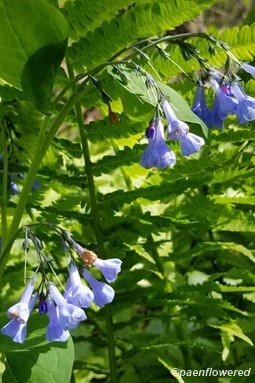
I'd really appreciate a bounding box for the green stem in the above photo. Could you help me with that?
[66,57,118,383]
[111,139,172,292]
[1,121,8,250]
[0,92,80,277]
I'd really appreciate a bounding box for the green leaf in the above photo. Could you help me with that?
[0,0,69,113]
[109,67,208,135]
[158,358,185,383]
[210,322,253,346]
[67,0,219,69]
[221,331,232,362]
[0,313,74,383]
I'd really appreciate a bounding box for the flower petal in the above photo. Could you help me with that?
[82,268,115,307]
[93,258,122,283]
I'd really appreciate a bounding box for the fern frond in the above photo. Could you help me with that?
[85,114,146,143]
[66,0,219,70]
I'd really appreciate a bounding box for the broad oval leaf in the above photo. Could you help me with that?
[0,0,69,113]
[0,313,74,383]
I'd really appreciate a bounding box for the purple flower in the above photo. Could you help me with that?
[162,99,189,139]
[1,293,38,343]
[10,181,20,195]
[241,63,255,76]
[210,78,238,119]
[231,83,255,124]
[38,293,48,314]
[93,258,122,283]
[46,299,70,342]
[145,125,156,139]
[192,86,211,126]
[140,119,176,169]
[64,261,94,308]
[48,283,86,330]
[31,180,42,192]
[82,268,115,307]
[180,133,205,156]
[6,275,36,324]
[209,97,225,130]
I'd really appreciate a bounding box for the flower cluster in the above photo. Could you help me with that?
[140,99,205,169]
[1,231,122,343]
[192,63,255,130]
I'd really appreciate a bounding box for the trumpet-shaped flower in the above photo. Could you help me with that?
[48,283,86,330]
[64,261,94,308]
[6,275,36,324]
[209,98,225,130]
[82,268,115,307]
[93,258,122,283]
[162,99,189,139]
[231,83,255,124]
[192,85,211,126]
[140,119,176,169]
[10,181,20,195]
[46,299,70,342]
[210,78,238,119]
[180,133,205,156]
[1,293,38,343]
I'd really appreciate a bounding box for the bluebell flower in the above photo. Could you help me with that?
[162,99,204,153]
[241,63,255,76]
[140,119,176,169]
[48,283,86,330]
[1,293,38,343]
[231,83,255,124]
[192,85,211,126]
[10,181,20,195]
[82,268,115,307]
[64,261,94,308]
[161,99,189,140]
[210,78,238,119]
[6,274,36,324]
[31,180,42,192]
[46,298,70,342]
[180,133,205,156]
[209,97,225,130]
[93,258,122,283]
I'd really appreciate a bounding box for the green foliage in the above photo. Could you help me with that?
[0,313,74,383]
[0,0,68,113]
[1,0,255,383]
[65,0,219,70]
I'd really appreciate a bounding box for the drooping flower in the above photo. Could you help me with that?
[6,274,36,324]
[210,78,238,119]
[10,181,20,195]
[162,99,205,154]
[162,99,189,139]
[31,180,42,192]
[180,132,205,156]
[241,63,255,77]
[82,268,115,307]
[64,261,94,308]
[231,83,255,124]
[140,119,176,169]
[192,85,211,126]
[46,298,70,342]
[48,282,86,330]
[93,258,122,283]
[209,97,225,130]
[1,293,38,343]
